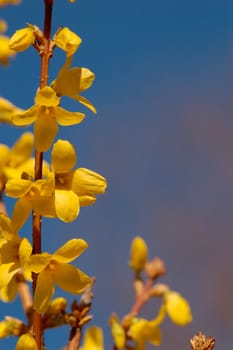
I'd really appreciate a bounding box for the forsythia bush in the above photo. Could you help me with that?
[0,1,194,349]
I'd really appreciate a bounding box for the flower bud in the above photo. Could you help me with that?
[164,290,192,326]
[9,27,35,52]
[46,297,67,315]
[145,257,166,280]
[16,334,38,350]
[53,27,82,56]
[129,236,148,272]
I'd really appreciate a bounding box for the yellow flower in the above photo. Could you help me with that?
[128,317,162,350]
[12,86,85,151]
[47,139,107,222]
[9,27,35,52]
[16,334,38,350]
[81,326,104,350]
[0,0,20,7]
[129,236,148,273]
[164,290,192,326]
[0,214,32,292]
[0,35,15,65]
[0,96,23,123]
[0,132,34,183]
[51,55,96,113]
[5,176,56,231]
[53,27,82,56]
[29,238,90,313]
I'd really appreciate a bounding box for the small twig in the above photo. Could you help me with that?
[15,272,33,325]
[190,332,216,350]
[67,327,81,350]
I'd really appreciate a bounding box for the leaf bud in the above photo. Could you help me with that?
[145,257,166,280]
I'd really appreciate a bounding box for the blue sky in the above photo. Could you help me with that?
[1,1,233,349]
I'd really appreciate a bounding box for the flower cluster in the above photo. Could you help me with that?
[0,1,193,350]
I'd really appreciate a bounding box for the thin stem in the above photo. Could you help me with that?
[129,278,154,316]
[32,0,54,348]
[67,327,82,350]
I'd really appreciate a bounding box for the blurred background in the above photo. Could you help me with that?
[1,0,233,349]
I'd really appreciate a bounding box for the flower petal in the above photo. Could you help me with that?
[53,263,90,294]
[72,168,107,194]
[0,275,18,302]
[34,270,54,314]
[32,196,56,218]
[34,108,58,151]
[11,197,32,232]
[29,253,51,273]
[55,106,85,126]
[16,334,38,350]
[0,97,20,124]
[9,132,33,166]
[164,291,192,326]
[12,105,37,126]
[0,263,18,289]
[72,95,96,114]
[53,27,82,56]
[35,86,60,107]
[54,67,94,96]
[53,239,88,263]
[82,327,104,350]
[51,139,76,172]
[145,322,161,346]
[55,189,80,222]
[5,179,32,198]
[19,238,32,265]
[0,144,10,171]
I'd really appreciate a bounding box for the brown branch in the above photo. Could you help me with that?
[15,272,33,325]
[67,327,82,350]
[32,1,54,349]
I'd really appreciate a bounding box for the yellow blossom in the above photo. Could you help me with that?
[51,55,96,113]
[16,334,38,350]
[164,290,192,326]
[29,238,90,313]
[47,139,107,222]
[0,132,34,183]
[9,27,36,52]
[0,214,32,292]
[5,176,56,231]
[128,317,162,350]
[53,27,82,56]
[81,326,104,350]
[129,236,148,273]
[0,97,23,123]
[0,35,15,65]
[12,86,85,151]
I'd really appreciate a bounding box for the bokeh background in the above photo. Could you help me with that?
[1,0,233,349]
